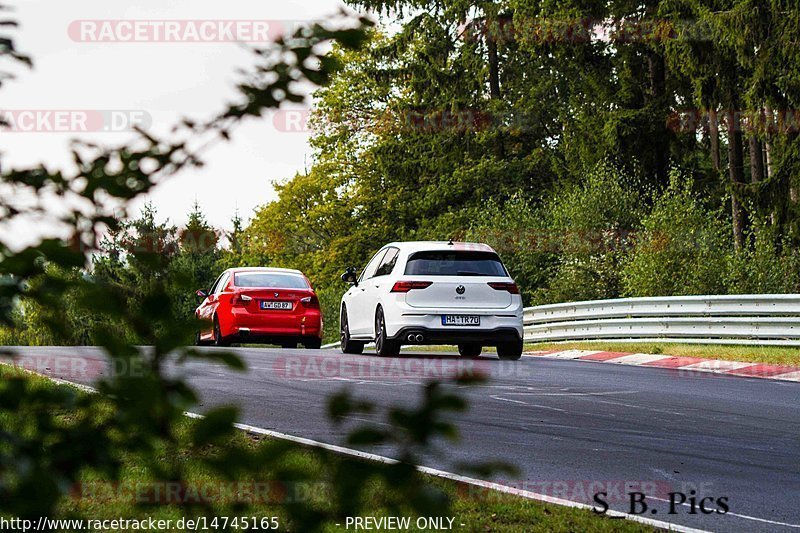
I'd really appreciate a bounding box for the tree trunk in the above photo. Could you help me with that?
[486,27,504,159]
[764,105,774,179]
[763,106,782,227]
[648,52,669,187]
[728,110,747,251]
[709,108,721,172]
[487,33,500,100]
[749,136,764,184]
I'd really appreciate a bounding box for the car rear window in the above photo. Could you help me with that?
[404,251,508,277]
[234,272,309,289]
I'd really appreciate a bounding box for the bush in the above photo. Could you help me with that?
[727,224,800,293]
[469,163,645,305]
[467,196,552,307]
[622,178,730,296]
[534,163,644,303]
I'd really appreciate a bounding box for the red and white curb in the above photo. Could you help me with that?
[523,350,800,382]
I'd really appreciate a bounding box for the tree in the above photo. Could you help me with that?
[169,202,221,320]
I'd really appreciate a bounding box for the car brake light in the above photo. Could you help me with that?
[391,281,433,293]
[488,282,519,294]
[300,295,320,308]
[232,293,253,306]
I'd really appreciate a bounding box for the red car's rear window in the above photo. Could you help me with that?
[234,272,309,289]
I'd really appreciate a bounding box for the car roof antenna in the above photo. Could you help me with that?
[447,238,454,245]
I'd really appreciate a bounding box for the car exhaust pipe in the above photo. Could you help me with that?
[407,334,416,342]
[415,334,424,343]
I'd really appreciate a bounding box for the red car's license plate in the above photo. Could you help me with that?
[261,301,292,310]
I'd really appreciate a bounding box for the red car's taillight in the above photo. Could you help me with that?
[391,281,433,293]
[300,295,320,309]
[232,293,253,306]
[488,282,520,294]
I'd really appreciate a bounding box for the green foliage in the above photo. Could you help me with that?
[467,195,550,307]
[727,225,800,294]
[169,202,222,321]
[533,163,644,304]
[622,177,730,296]
[216,211,268,270]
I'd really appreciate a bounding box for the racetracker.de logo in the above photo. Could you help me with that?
[68,20,294,43]
[271,355,532,380]
[459,480,713,504]
[0,110,151,132]
[71,481,328,505]
[272,355,493,380]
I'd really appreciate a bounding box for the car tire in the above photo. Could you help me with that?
[340,306,365,355]
[458,343,482,358]
[303,337,322,350]
[374,307,400,357]
[497,339,523,360]
[213,317,229,347]
[194,330,208,346]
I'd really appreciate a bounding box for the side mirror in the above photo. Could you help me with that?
[341,267,358,285]
[196,289,208,298]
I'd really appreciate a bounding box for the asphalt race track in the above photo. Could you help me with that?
[4,346,800,532]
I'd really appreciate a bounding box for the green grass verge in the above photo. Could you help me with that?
[0,364,651,532]
[525,342,800,366]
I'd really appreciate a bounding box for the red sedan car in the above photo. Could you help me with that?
[195,267,323,348]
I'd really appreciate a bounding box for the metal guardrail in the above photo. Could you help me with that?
[523,294,800,346]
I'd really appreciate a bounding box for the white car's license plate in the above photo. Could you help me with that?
[442,315,480,326]
[261,301,292,310]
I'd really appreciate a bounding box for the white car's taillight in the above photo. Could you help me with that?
[390,281,433,293]
[488,282,519,294]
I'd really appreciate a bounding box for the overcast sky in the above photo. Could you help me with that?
[1,0,354,245]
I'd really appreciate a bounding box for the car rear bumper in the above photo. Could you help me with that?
[225,309,323,339]
[383,303,523,339]
[234,329,319,344]
[388,326,522,346]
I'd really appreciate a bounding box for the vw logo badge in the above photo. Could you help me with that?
[456,285,466,295]
[274,292,280,298]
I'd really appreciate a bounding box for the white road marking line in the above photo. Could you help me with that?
[490,395,528,405]
[605,353,672,365]
[503,390,640,397]
[346,416,393,428]
[490,395,567,412]
[649,497,800,529]
[650,467,678,481]
[577,397,689,417]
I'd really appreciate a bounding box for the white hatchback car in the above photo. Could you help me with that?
[339,241,524,359]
